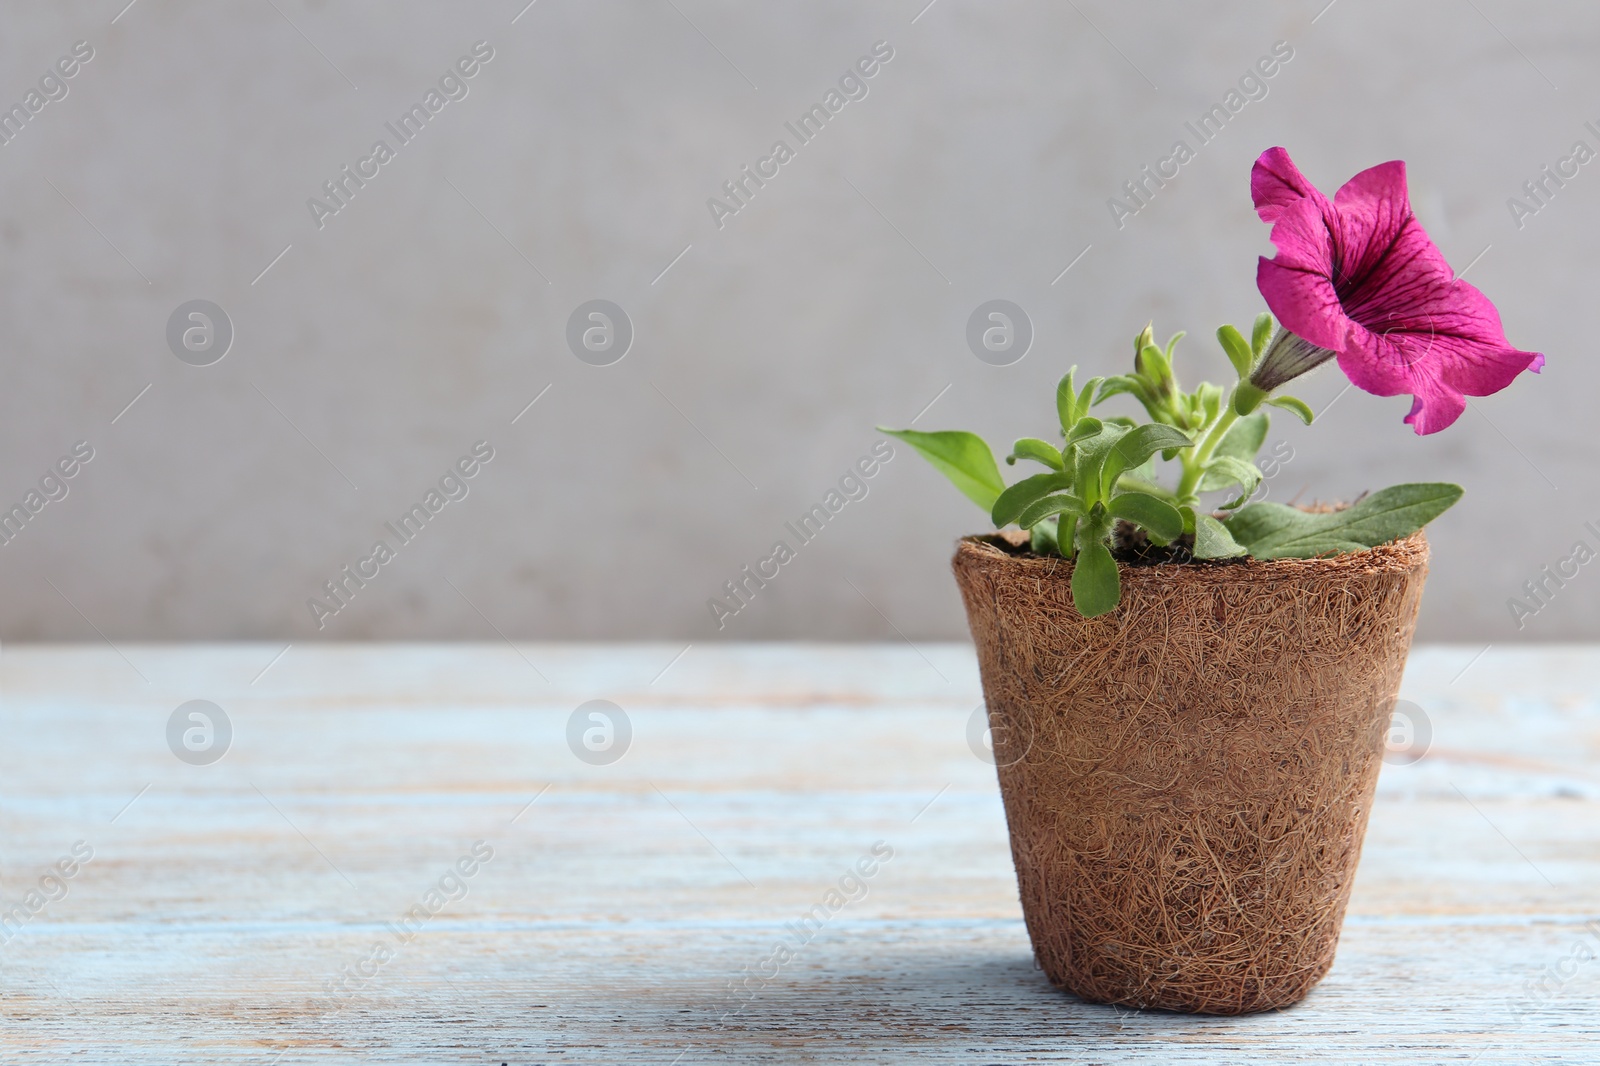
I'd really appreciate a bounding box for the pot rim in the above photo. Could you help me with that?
[956,528,1429,588]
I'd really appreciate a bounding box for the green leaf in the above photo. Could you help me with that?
[1099,423,1194,495]
[991,472,1076,527]
[1116,475,1176,501]
[1073,423,1129,505]
[1199,453,1262,492]
[1109,491,1184,544]
[878,427,1005,511]
[1198,455,1263,510]
[1217,324,1253,380]
[1063,417,1103,448]
[1070,536,1121,618]
[1007,438,1064,471]
[1076,377,1104,422]
[1192,511,1249,559]
[1164,330,1186,361]
[1251,313,1274,356]
[1029,517,1060,555]
[1016,492,1085,530]
[1266,395,1315,425]
[1058,513,1079,560]
[1125,455,1157,481]
[1055,368,1080,433]
[1225,483,1464,560]
[1092,375,1149,407]
[1212,411,1269,463]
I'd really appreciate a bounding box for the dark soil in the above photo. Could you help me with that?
[1110,520,1230,566]
[982,497,1369,568]
[983,521,1254,567]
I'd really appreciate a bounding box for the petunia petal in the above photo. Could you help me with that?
[1337,276,1544,435]
[1256,196,1347,350]
[1257,259,1348,352]
[1401,384,1467,436]
[1251,147,1333,224]
[1336,216,1455,330]
[1329,161,1433,292]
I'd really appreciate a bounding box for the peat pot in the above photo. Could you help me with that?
[952,529,1430,1015]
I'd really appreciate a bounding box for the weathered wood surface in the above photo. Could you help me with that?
[0,643,1596,1064]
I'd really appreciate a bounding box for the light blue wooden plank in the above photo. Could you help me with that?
[0,644,1595,1063]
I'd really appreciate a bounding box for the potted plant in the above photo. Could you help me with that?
[882,148,1542,1015]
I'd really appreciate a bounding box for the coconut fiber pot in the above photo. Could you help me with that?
[952,529,1430,1015]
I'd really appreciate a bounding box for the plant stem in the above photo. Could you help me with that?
[1175,397,1241,507]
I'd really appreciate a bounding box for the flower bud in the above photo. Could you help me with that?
[1132,323,1156,368]
[1139,344,1176,396]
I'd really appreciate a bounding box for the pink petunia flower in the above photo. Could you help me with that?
[1250,146,1542,434]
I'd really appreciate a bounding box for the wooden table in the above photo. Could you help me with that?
[1,643,1595,1063]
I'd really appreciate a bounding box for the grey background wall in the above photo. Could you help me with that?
[0,0,1592,642]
